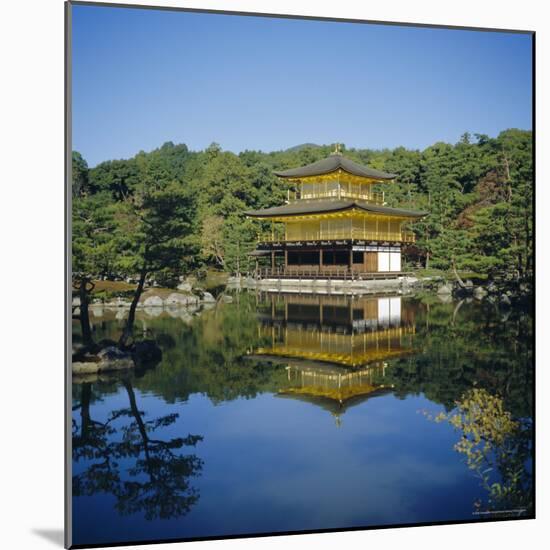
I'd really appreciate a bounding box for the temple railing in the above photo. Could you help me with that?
[254,267,412,280]
[258,229,416,243]
[288,189,385,204]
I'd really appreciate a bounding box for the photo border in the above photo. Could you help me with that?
[64,2,536,548]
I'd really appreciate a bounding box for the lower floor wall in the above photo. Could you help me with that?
[271,245,402,273]
[351,245,401,272]
[377,249,401,272]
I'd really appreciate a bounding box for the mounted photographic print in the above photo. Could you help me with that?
[66,1,535,548]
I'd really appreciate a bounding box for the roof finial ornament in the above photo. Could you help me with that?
[333,142,342,156]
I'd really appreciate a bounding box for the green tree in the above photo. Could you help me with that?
[72,151,90,198]
[72,167,118,346]
[116,180,196,347]
[200,214,226,268]
[89,158,140,200]
[73,130,532,282]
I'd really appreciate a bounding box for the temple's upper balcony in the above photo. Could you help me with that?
[257,226,416,244]
[287,181,385,205]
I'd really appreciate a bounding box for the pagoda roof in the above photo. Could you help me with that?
[274,153,397,180]
[277,386,392,410]
[245,199,428,219]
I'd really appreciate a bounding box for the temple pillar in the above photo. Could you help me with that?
[271,250,275,270]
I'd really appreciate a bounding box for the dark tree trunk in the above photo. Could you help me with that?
[123,379,153,476]
[118,268,147,349]
[80,383,92,439]
[451,258,467,289]
[124,380,148,443]
[72,382,92,450]
[76,278,94,347]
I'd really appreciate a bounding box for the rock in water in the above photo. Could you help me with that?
[200,291,216,303]
[115,309,127,320]
[473,287,488,300]
[437,283,453,295]
[97,346,135,371]
[72,361,102,375]
[72,346,135,374]
[143,306,162,318]
[165,293,197,306]
[143,295,164,307]
[132,340,162,369]
[487,281,498,294]
[177,281,192,292]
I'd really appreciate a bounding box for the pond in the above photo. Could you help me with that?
[71,291,533,547]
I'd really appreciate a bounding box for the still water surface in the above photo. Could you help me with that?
[72,291,533,546]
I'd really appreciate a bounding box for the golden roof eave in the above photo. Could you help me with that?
[254,347,414,368]
[282,169,391,186]
[259,208,413,223]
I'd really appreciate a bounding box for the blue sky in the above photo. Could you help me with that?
[72,4,533,166]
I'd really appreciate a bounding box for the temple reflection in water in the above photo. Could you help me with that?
[251,293,416,425]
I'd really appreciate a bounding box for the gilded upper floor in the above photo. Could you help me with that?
[245,151,428,243]
[274,151,396,204]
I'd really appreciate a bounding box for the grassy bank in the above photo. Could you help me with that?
[81,270,230,303]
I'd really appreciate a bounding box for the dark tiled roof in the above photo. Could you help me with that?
[274,154,397,180]
[245,199,428,218]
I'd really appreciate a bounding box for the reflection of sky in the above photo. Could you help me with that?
[73,387,481,545]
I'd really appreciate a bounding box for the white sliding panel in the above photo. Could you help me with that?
[378,251,390,272]
[377,297,390,327]
[389,297,402,325]
[389,250,401,272]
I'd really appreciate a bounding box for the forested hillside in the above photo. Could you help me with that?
[72,129,532,283]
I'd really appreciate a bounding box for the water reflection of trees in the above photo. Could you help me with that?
[428,388,532,516]
[72,377,203,520]
[74,292,533,517]
[81,294,287,403]
[80,293,532,420]
[384,297,533,419]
